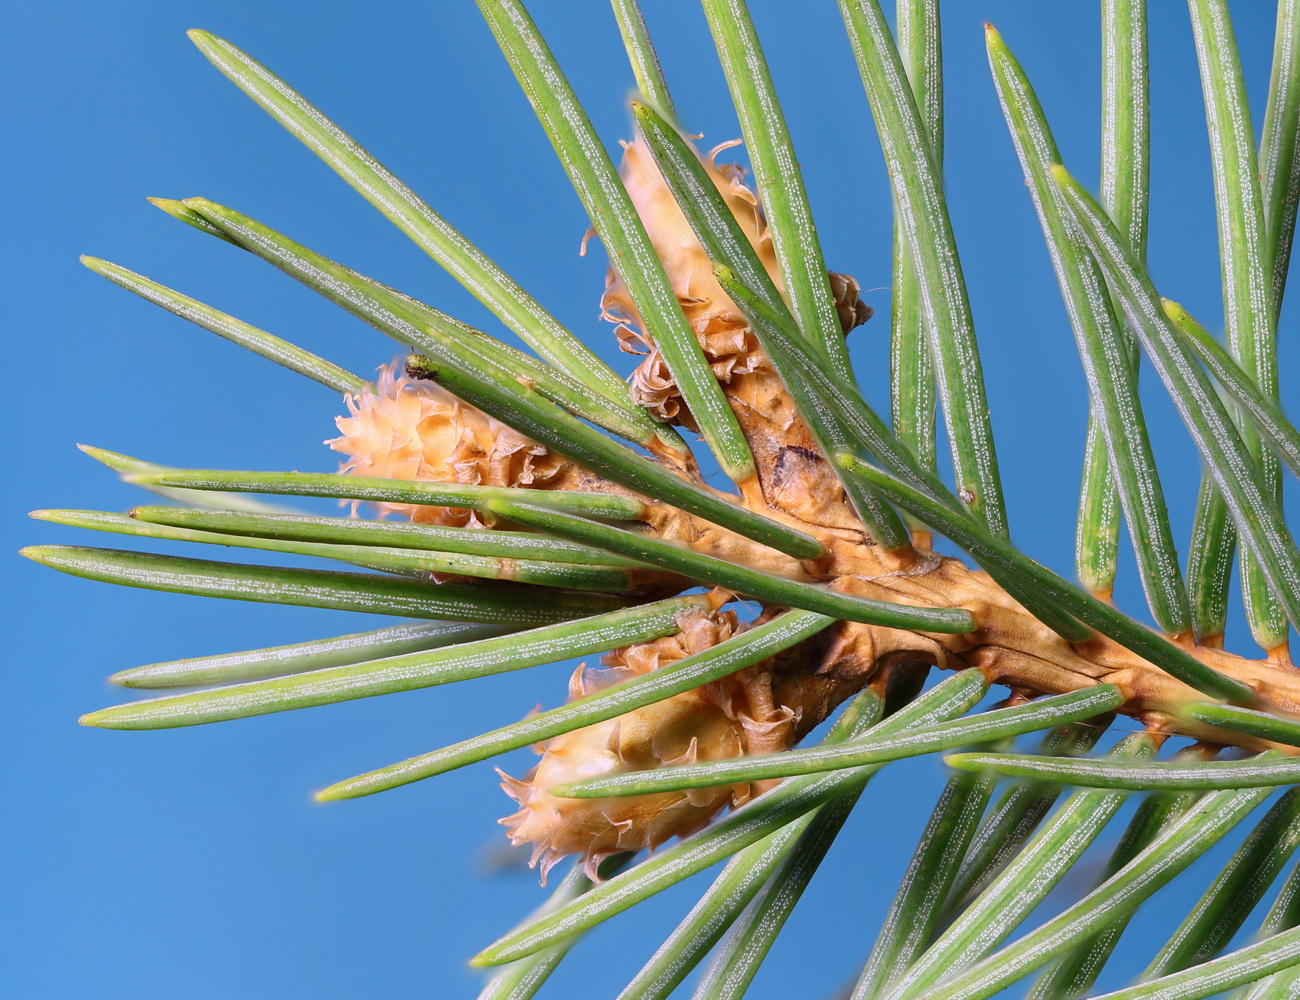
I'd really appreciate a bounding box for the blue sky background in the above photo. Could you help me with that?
[3,1,1295,997]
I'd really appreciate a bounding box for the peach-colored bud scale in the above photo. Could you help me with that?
[601,139,778,429]
[498,609,800,883]
[325,364,570,527]
[603,138,869,428]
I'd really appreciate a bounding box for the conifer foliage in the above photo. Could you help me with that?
[29,1,1300,996]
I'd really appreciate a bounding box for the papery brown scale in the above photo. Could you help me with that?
[828,270,874,333]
